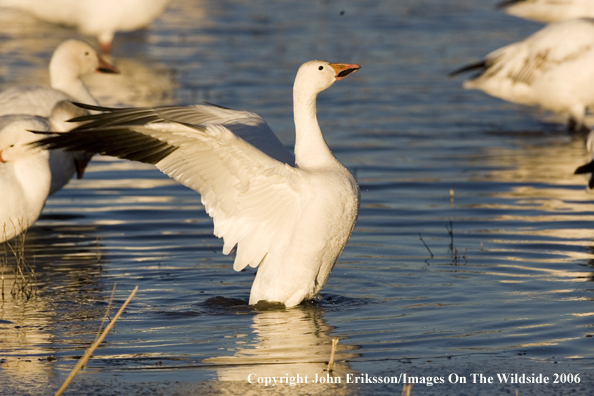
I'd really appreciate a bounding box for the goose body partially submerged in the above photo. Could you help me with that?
[35,60,361,307]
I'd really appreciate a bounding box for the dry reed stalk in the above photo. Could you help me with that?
[401,383,413,396]
[95,236,102,263]
[94,283,117,340]
[2,221,37,299]
[54,285,138,396]
[327,338,339,372]
[1,226,6,299]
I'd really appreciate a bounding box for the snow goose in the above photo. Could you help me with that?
[497,0,594,23]
[0,0,171,54]
[0,116,52,243]
[35,60,361,307]
[0,39,118,194]
[0,39,119,117]
[450,18,594,131]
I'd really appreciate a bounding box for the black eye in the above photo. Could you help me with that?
[10,144,14,148]
[318,66,323,70]
[85,51,89,56]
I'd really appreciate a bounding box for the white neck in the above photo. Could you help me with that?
[49,64,98,105]
[293,87,336,169]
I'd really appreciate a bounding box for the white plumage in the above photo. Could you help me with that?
[0,39,119,117]
[451,18,594,131]
[0,116,52,243]
[498,0,594,23]
[35,60,361,307]
[0,0,171,53]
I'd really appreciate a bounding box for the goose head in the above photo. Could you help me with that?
[292,60,360,168]
[293,60,360,98]
[49,39,119,85]
[0,116,50,164]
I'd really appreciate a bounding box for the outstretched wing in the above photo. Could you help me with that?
[35,104,307,271]
[69,103,296,165]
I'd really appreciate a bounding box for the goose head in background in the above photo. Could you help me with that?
[49,39,119,107]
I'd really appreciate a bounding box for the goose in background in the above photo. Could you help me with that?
[498,0,594,23]
[0,0,171,54]
[35,60,361,307]
[0,116,52,243]
[0,39,118,194]
[0,39,119,117]
[450,18,594,132]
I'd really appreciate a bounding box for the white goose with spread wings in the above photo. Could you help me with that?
[36,60,361,307]
[450,18,594,131]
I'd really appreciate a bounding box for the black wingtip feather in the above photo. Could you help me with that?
[203,101,232,110]
[575,161,594,175]
[33,104,196,166]
[68,102,138,123]
[448,60,487,78]
[28,130,57,136]
[495,0,523,10]
[34,127,179,165]
[71,102,119,112]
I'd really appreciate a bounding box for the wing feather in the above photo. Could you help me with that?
[471,19,594,86]
[71,102,296,165]
[34,104,306,271]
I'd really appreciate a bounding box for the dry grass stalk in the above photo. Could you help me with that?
[54,285,138,396]
[401,383,413,396]
[95,236,102,263]
[2,220,37,299]
[94,283,117,341]
[1,226,6,299]
[327,338,339,372]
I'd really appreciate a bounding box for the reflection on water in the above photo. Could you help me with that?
[205,304,359,384]
[0,224,105,394]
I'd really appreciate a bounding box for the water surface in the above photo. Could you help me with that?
[1,0,593,394]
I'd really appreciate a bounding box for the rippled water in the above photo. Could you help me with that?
[1,0,594,394]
